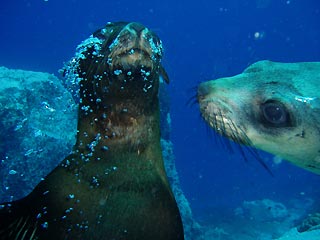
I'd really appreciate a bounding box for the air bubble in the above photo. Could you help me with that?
[101,146,109,151]
[9,170,17,175]
[41,222,49,229]
[68,194,75,199]
[114,69,122,75]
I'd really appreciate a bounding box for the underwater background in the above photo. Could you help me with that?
[1,0,320,239]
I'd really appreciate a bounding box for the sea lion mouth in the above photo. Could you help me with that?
[108,44,156,73]
[112,48,152,68]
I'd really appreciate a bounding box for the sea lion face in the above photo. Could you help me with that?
[64,22,163,109]
[99,22,163,99]
[63,22,165,150]
[198,60,320,174]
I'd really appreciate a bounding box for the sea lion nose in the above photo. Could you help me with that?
[198,82,212,101]
[128,22,146,34]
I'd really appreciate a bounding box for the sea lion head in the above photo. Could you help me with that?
[198,60,320,174]
[63,22,167,152]
[64,22,164,112]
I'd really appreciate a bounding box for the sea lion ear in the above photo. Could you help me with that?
[160,65,170,84]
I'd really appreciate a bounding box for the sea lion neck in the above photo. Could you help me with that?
[75,97,160,155]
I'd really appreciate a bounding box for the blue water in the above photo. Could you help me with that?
[1,0,320,238]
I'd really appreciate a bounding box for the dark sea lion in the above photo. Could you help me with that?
[198,60,320,175]
[0,22,184,240]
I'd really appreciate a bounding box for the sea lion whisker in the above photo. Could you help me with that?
[212,113,233,153]
[186,94,198,107]
[244,144,274,176]
[235,140,250,163]
[226,120,273,175]
[217,110,235,153]
[13,217,24,231]
[225,119,239,143]
[236,125,264,158]
[20,228,29,240]
[29,225,38,240]
[217,110,228,135]
[1,217,20,237]
[225,120,249,161]
[187,85,199,93]
[14,216,29,240]
[236,125,273,176]
[228,121,248,146]
[203,118,218,146]
[199,112,220,148]
[234,130,255,164]
[230,121,257,155]
[221,134,235,154]
[207,113,225,150]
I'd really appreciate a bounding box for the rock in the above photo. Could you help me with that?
[241,199,289,221]
[161,139,203,240]
[297,212,320,232]
[275,228,320,240]
[0,66,77,202]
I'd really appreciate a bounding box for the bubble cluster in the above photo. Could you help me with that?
[61,35,103,102]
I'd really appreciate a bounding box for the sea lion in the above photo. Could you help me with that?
[198,60,320,175]
[0,22,184,239]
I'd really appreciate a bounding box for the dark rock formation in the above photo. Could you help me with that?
[0,66,77,202]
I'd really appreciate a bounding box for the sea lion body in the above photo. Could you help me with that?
[198,60,320,175]
[0,22,184,239]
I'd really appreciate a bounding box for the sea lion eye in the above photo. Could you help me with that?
[261,100,290,127]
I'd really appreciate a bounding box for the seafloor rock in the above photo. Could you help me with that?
[275,228,320,240]
[297,212,320,232]
[241,198,289,221]
[229,198,315,239]
[0,66,78,202]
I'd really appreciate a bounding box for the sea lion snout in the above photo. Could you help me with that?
[126,22,146,34]
[63,22,164,109]
[197,82,210,101]
[107,22,163,73]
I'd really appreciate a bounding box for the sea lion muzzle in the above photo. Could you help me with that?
[75,22,162,105]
